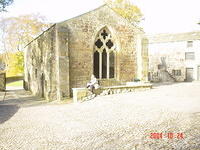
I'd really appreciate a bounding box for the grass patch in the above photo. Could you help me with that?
[6,80,23,87]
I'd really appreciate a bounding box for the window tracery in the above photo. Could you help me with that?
[93,27,116,79]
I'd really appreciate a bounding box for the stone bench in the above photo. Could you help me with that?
[72,82,152,103]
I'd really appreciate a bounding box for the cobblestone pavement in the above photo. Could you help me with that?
[0,82,200,150]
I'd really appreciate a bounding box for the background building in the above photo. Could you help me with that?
[148,31,200,82]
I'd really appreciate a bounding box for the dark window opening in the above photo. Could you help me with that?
[95,39,103,48]
[102,49,107,78]
[185,52,195,60]
[172,70,181,76]
[106,39,114,49]
[187,41,193,47]
[101,30,108,39]
[93,51,99,78]
[109,51,115,78]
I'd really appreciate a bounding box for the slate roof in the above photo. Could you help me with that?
[148,31,200,44]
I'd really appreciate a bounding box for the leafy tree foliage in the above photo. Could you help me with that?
[0,14,49,52]
[0,51,24,76]
[105,0,143,24]
[0,0,13,11]
[0,14,50,76]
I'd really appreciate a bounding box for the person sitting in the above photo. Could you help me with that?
[87,75,99,93]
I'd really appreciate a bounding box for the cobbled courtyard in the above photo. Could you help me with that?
[0,82,200,150]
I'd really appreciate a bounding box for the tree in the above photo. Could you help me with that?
[0,14,50,76]
[0,0,13,12]
[105,0,143,24]
[0,51,23,76]
[0,14,49,52]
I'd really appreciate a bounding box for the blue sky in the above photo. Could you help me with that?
[1,0,200,34]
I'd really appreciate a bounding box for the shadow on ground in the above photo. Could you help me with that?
[0,89,48,108]
[6,76,23,84]
[0,97,48,108]
[0,88,49,124]
[0,105,19,124]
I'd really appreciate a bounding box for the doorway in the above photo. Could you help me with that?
[186,68,194,82]
[198,66,200,81]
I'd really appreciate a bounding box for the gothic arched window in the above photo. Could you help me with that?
[93,27,116,79]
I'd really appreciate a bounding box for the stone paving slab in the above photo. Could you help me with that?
[0,82,200,150]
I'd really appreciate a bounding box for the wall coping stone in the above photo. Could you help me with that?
[72,83,152,103]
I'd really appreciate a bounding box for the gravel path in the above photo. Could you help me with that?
[0,82,200,150]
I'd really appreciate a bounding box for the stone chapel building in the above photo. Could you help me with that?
[24,5,148,101]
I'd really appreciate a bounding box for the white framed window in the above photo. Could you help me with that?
[172,70,181,76]
[185,52,195,60]
[187,41,193,48]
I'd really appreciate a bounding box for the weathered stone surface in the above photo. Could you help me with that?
[24,5,148,101]
[24,25,58,101]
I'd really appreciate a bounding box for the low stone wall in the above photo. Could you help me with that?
[0,73,6,91]
[72,83,152,102]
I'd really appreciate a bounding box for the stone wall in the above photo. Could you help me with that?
[24,25,58,101]
[59,5,145,93]
[55,25,70,99]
